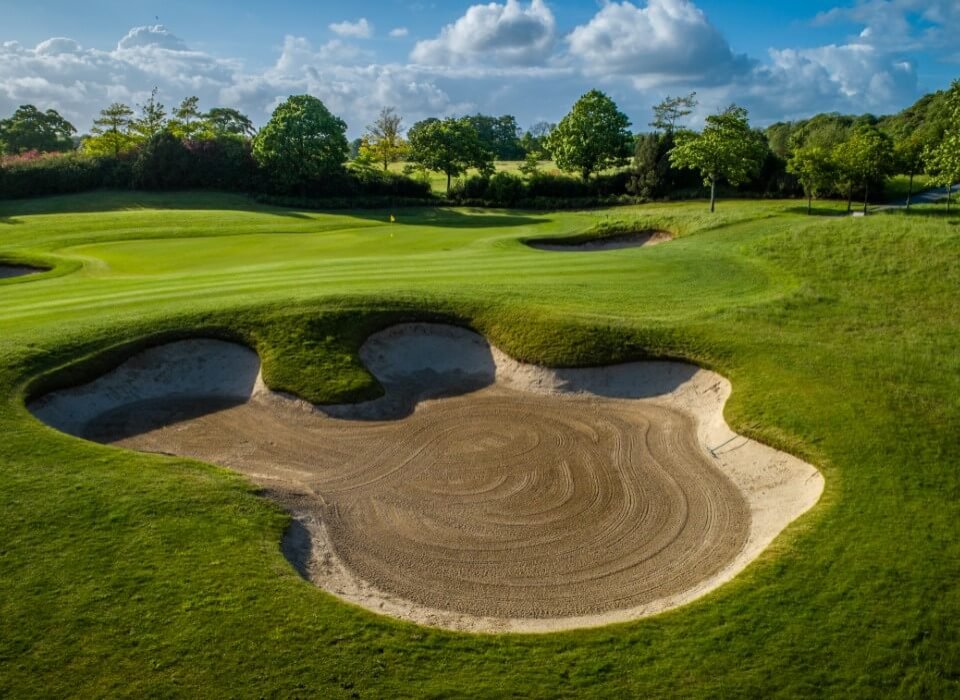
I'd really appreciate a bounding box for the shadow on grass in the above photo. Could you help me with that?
[783,206,849,217]
[0,190,313,220]
[347,207,548,229]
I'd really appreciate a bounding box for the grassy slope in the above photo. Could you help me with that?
[0,192,958,698]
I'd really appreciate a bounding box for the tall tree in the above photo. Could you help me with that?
[86,103,135,157]
[650,92,697,133]
[168,96,205,139]
[922,79,960,213]
[252,95,349,192]
[204,107,256,138]
[464,114,524,160]
[833,124,895,214]
[0,105,76,155]
[519,121,554,159]
[787,146,836,214]
[669,105,768,213]
[131,88,168,141]
[407,118,493,193]
[546,90,632,181]
[364,107,407,170]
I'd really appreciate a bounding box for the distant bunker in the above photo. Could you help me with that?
[30,324,822,633]
[525,229,672,251]
[0,264,44,279]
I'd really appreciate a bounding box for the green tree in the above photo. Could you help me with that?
[519,121,554,159]
[787,146,836,214]
[204,107,256,138]
[833,124,895,214]
[168,96,206,140]
[407,117,493,193]
[84,103,135,157]
[669,105,768,213]
[650,92,697,133]
[364,107,407,170]
[465,114,524,160]
[252,95,348,192]
[130,88,168,141]
[0,105,76,155]
[547,90,632,181]
[922,79,960,213]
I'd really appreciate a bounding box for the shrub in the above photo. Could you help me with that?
[132,131,195,190]
[0,152,108,199]
[486,172,525,206]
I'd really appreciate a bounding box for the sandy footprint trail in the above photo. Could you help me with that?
[31,324,823,632]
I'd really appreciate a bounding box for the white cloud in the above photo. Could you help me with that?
[411,0,556,67]
[566,0,751,88]
[116,25,188,52]
[389,27,409,38]
[812,1,960,51]
[328,18,373,39]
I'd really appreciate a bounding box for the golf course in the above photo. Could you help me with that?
[1,191,958,696]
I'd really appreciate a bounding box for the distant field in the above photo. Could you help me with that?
[1,192,958,696]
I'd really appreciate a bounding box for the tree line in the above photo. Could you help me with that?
[1,79,958,211]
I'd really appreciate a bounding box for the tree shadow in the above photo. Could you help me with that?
[345,207,548,229]
[0,190,312,220]
[783,206,849,217]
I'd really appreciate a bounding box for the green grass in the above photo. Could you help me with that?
[1,191,958,697]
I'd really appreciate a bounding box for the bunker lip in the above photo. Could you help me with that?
[524,229,672,251]
[0,263,45,279]
[29,324,823,634]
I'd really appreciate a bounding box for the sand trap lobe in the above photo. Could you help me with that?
[30,325,822,632]
[525,230,672,251]
[0,264,43,279]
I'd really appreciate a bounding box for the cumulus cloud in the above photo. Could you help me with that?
[116,25,188,52]
[389,27,410,38]
[566,0,751,88]
[812,0,960,51]
[329,18,373,39]
[411,0,556,67]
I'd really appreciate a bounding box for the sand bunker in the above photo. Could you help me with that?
[525,230,672,251]
[30,324,822,632]
[0,264,42,279]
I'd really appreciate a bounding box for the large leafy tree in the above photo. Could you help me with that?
[84,103,135,157]
[787,146,836,214]
[923,79,960,213]
[519,121,554,159]
[547,90,632,181]
[407,117,493,193]
[669,105,768,212]
[464,114,524,160]
[252,95,349,192]
[833,124,895,214]
[0,105,76,155]
[364,107,407,170]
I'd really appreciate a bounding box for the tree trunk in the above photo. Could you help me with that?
[847,187,853,213]
[710,178,716,213]
[863,181,869,215]
[446,171,451,194]
[906,170,914,211]
[807,192,812,215]
[948,184,953,213]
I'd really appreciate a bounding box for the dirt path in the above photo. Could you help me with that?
[31,325,823,632]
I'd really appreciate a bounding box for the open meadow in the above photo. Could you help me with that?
[1,192,958,696]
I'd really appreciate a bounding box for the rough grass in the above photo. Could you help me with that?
[1,191,958,697]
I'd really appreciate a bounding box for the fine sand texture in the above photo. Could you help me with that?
[30,324,823,633]
[525,230,672,251]
[0,264,42,279]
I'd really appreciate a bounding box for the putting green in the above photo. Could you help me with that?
[1,191,957,697]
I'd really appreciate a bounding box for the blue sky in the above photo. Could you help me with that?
[2,1,957,136]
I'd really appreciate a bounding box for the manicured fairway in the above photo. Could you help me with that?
[1,192,958,697]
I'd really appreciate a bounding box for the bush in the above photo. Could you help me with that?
[0,152,113,199]
[132,131,195,190]
[526,172,592,198]
[487,172,525,206]
[186,137,258,191]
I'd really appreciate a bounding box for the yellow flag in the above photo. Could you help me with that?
[389,214,396,223]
